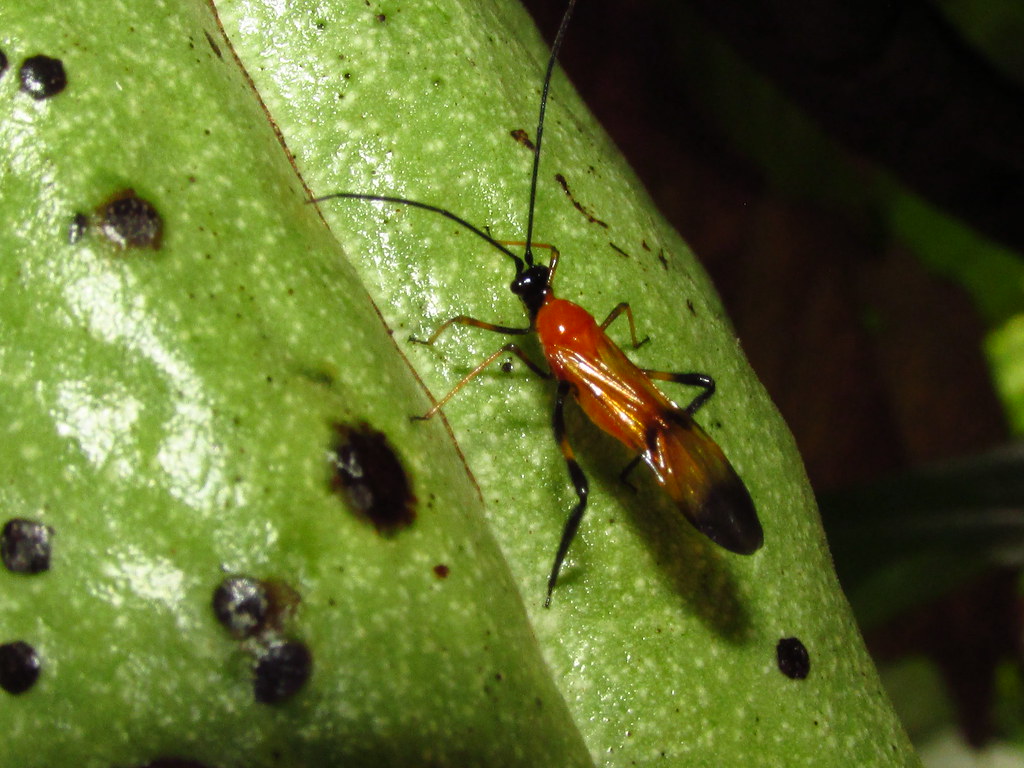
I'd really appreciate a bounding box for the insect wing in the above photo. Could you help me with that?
[645,413,763,555]
[551,334,666,452]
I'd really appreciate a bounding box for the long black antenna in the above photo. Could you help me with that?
[523,0,577,267]
[310,192,525,273]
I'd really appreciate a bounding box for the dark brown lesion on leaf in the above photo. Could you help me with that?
[95,189,163,250]
[554,173,608,228]
[210,575,310,705]
[608,242,630,259]
[510,128,535,151]
[328,422,417,534]
[212,576,300,640]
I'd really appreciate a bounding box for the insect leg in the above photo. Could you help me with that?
[546,380,589,608]
[642,370,716,415]
[411,315,529,346]
[600,303,714,413]
[414,343,549,421]
[599,302,649,349]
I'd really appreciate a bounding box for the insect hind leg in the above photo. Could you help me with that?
[643,370,716,415]
[546,380,588,608]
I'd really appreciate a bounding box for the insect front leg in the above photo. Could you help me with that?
[413,343,549,421]
[643,370,716,415]
[546,380,589,608]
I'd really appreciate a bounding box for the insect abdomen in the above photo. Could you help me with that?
[647,416,763,555]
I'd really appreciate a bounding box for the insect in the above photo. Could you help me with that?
[313,0,763,606]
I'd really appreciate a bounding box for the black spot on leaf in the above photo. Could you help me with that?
[329,422,416,533]
[97,189,163,249]
[212,577,270,639]
[776,636,810,679]
[1,518,53,574]
[212,576,300,640]
[0,641,41,694]
[253,640,312,704]
[19,54,66,99]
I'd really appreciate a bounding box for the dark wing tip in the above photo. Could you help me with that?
[689,475,764,555]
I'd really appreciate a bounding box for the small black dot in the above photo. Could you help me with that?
[0,641,41,694]
[1,518,53,574]
[19,55,67,100]
[212,576,270,639]
[253,640,312,704]
[0,49,8,78]
[776,636,810,679]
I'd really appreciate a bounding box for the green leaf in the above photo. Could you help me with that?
[0,0,919,765]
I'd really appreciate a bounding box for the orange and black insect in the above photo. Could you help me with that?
[313,0,763,606]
